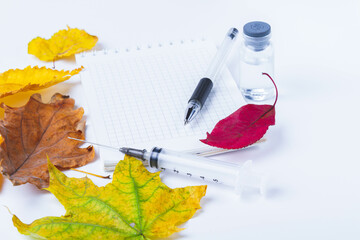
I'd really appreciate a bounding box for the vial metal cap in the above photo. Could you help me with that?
[243,21,271,38]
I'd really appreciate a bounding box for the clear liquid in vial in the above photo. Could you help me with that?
[239,61,275,102]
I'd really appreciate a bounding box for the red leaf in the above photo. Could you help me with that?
[200,73,277,149]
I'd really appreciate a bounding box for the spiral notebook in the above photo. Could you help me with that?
[76,40,245,171]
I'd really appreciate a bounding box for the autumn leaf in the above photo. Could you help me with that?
[0,66,83,99]
[0,135,3,192]
[0,93,94,189]
[28,26,98,61]
[12,156,207,239]
[201,73,277,149]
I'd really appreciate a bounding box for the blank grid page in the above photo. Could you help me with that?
[77,40,244,159]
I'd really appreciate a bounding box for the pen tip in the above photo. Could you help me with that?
[184,120,188,126]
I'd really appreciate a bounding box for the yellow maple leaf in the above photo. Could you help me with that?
[0,66,83,99]
[28,26,98,61]
[12,156,207,239]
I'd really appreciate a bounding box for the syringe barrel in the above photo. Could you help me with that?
[148,148,265,194]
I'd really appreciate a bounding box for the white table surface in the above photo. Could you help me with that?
[1,0,360,239]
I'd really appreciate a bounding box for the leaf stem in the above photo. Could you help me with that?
[248,73,278,126]
[70,168,111,179]
[262,72,278,107]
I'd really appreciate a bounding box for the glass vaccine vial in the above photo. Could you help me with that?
[239,21,275,102]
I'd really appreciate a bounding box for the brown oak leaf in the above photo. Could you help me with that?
[0,93,94,189]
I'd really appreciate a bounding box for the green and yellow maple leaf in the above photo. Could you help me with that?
[12,156,207,239]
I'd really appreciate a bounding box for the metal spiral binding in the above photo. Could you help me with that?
[79,38,206,57]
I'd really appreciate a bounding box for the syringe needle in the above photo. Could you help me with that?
[68,137,120,151]
[68,137,148,161]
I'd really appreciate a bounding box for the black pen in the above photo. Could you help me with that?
[184,28,239,125]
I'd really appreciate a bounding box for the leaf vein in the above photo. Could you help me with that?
[11,102,63,175]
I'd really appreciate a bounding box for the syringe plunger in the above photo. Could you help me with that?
[235,160,266,195]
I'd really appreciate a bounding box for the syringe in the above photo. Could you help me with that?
[69,137,266,195]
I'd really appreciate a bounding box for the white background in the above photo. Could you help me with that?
[1,0,360,239]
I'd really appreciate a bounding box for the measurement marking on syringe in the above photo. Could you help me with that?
[187,173,192,177]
